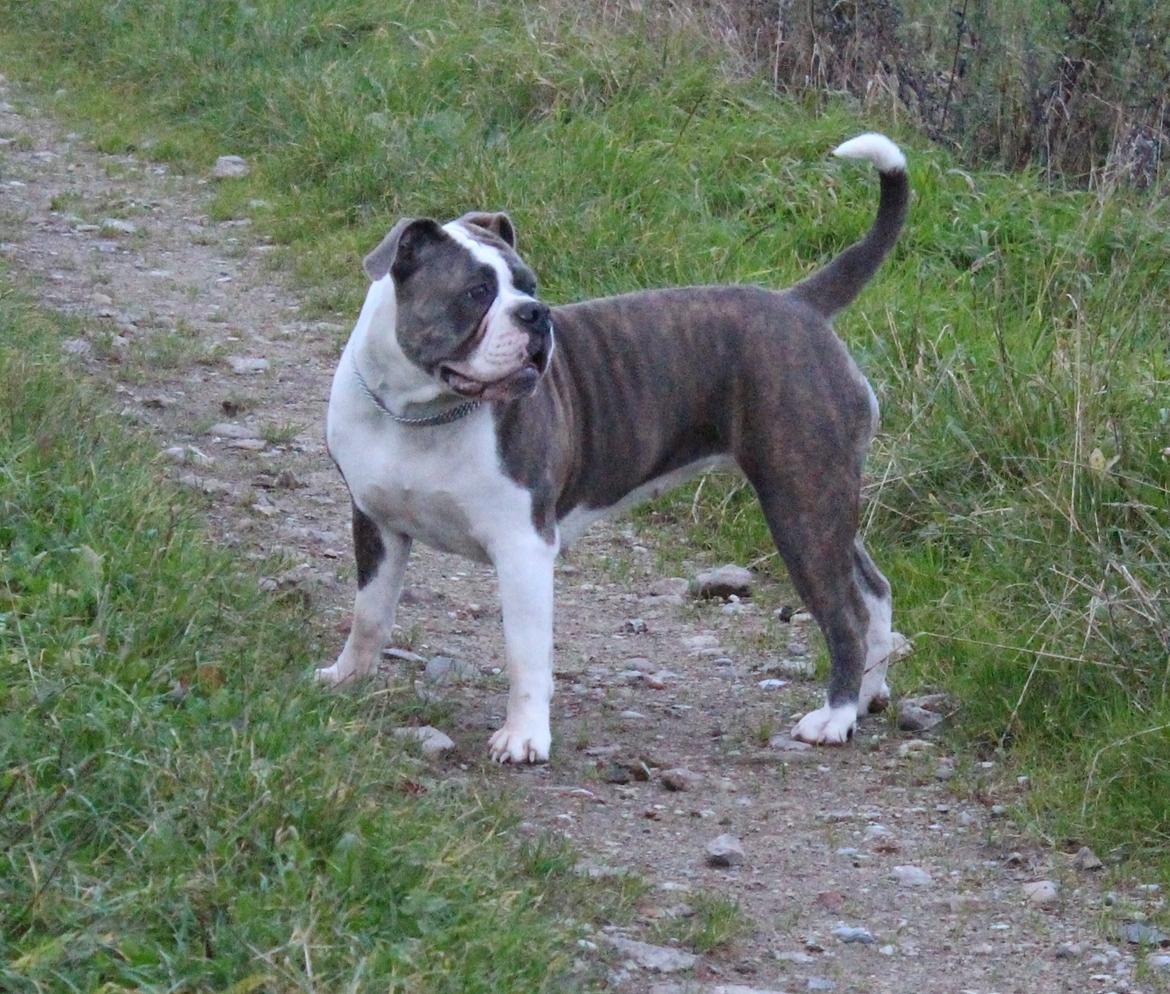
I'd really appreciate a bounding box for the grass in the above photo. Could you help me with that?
[0,289,623,989]
[0,0,1167,912]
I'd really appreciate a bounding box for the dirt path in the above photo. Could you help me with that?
[2,74,1166,994]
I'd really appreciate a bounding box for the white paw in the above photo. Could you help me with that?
[488,719,551,764]
[314,661,357,686]
[792,703,858,745]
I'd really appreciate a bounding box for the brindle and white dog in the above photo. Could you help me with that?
[320,133,908,764]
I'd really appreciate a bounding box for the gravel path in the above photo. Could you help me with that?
[2,73,1166,994]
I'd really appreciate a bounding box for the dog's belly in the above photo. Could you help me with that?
[558,455,736,546]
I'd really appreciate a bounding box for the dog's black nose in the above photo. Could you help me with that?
[514,300,550,328]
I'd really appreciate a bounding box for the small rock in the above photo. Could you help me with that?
[682,633,721,653]
[623,617,648,634]
[1119,922,1170,945]
[601,934,698,974]
[774,950,815,965]
[575,861,632,879]
[424,654,478,683]
[274,469,305,489]
[897,739,936,757]
[392,725,454,756]
[644,671,671,690]
[1054,942,1083,960]
[768,735,812,753]
[207,421,260,439]
[897,702,943,733]
[661,768,702,792]
[1147,952,1170,972]
[226,355,269,374]
[863,824,900,853]
[61,337,92,358]
[757,678,788,690]
[1022,880,1060,907]
[647,577,689,598]
[382,647,426,665]
[891,865,933,887]
[1073,846,1104,871]
[100,217,137,235]
[807,980,835,992]
[760,657,816,679]
[162,445,214,467]
[212,154,250,179]
[690,564,754,600]
[831,924,876,945]
[706,833,745,867]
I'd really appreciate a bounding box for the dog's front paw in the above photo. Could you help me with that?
[792,703,858,745]
[488,719,551,764]
[314,661,356,687]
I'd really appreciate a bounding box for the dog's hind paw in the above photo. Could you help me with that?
[488,721,551,764]
[792,703,858,745]
[314,662,356,687]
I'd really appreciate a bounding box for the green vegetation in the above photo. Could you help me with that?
[0,0,1167,937]
[0,290,610,989]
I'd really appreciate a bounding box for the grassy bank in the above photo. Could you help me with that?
[0,0,1167,885]
[0,289,607,988]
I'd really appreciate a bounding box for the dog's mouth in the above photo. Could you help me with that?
[439,340,549,404]
[439,360,543,403]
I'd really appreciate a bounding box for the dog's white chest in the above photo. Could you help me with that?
[328,393,538,563]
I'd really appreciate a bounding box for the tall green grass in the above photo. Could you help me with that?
[0,292,601,989]
[0,0,1167,877]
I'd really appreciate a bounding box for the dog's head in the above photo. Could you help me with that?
[362,212,552,404]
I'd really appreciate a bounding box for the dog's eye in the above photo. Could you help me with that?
[467,282,493,303]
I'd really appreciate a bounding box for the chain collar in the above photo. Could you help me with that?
[352,356,481,427]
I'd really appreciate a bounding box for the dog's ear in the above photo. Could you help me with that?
[363,218,447,282]
[457,211,516,249]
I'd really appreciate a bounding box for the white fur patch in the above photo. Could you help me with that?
[792,702,858,745]
[834,133,906,174]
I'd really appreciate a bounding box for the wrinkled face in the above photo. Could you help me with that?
[363,213,553,404]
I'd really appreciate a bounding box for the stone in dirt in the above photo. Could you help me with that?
[661,767,702,792]
[1072,845,1104,871]
[212,154,250,179]
[601,934,698,973]
[1118,922,1170,945]
[650,986,792,994]
[768,735,812,753]
[226,355,269,374]
[890,865,933,887]
[1022,880,1060,907]
[100,217,138,235]
[705,833,745,867]
[831,923,876,945]
[897,701,944,733]
[1147,952,1170,971]
[382,646,426,665]
[424,654,479,684]
[207,421,261,439]
[392,725,455,757]
[690,564,754,600]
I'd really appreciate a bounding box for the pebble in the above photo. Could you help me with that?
[61,337,93,357]
[1119,922,1170,945]
[682,634,721,653]
[774,950,815,964]
[162,445,214,467]
[100,217,137,235]
[382,647,426,665]
[1148,953,1170,972]
[647,577,689,598]
[760,657,815,678]
[661,768,702,792]
[601,934,697,973]
[212,154,250,179]
[768,735,812,753]
[1073,846,1104,871]
[705,833,745,867]
[207,421,260,439]
[897,702,943,733]
[392,725,454,756]
[690,564,754,600]
[831,923,876,945]
[1022,880,1060,907]
[424,654,478,683]
[757,678,788,690]
[807,980,835,992]
[891,865,933,887]
[623,617,648,634]
[226,355,269,374]
[897,739,936,757]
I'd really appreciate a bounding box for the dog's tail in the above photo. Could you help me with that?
[790,133,908,319]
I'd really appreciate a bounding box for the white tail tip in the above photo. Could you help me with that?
[833,133,906,174]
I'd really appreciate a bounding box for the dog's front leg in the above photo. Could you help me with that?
[317,502,412,685]
[488,538,555,764]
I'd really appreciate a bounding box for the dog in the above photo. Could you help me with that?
[320,133,908,764]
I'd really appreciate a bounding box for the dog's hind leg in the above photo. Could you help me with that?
[317,502,412,685]
[854,536,893,714]
[741,455,870,744]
